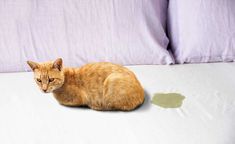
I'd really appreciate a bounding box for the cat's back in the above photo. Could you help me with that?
[62,62,132,84]
[63,62,138,90]
[79,62,131,79]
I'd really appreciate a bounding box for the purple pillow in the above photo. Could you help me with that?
[168,0,235,63]
[0,0,173,72]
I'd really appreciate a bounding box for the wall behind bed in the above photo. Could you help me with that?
[0,0,174,72]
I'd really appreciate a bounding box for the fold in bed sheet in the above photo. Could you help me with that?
[0,63,235,144]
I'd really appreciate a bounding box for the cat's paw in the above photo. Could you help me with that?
[90,106,105,111]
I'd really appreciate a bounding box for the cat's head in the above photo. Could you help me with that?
[27,58,65,93]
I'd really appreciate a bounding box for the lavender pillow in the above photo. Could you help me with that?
[0,0,173,72]
[168,0,235,63]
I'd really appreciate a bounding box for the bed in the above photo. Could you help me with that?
[1,0,235,143]
[1,62,235,144]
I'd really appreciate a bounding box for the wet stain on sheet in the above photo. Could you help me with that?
[152,93,185,108]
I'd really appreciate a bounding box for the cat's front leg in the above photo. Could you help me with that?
[53,93,83,107]
[89,105,104,111]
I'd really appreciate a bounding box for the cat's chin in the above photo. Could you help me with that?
[41,90,50,93]
[41,89,53,93]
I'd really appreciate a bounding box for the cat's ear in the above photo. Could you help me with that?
[27,61,40,71]
[53,58,63,71]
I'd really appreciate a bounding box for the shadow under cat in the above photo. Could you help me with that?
[61,90,151,112]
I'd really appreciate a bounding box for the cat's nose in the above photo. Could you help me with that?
[42,89,47,93]
[42,84,48,92]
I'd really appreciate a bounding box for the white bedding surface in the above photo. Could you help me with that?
[0,63,235,144]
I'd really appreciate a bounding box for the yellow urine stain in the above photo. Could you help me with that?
[152,93,185,108]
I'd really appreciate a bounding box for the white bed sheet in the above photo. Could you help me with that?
[0,63,235,144]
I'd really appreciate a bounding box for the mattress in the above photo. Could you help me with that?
[0,63,235,144]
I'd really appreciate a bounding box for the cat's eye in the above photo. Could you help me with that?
[36,78,41,82]
[49,78,54,82]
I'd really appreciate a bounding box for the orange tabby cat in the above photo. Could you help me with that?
[27,58,144,111]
